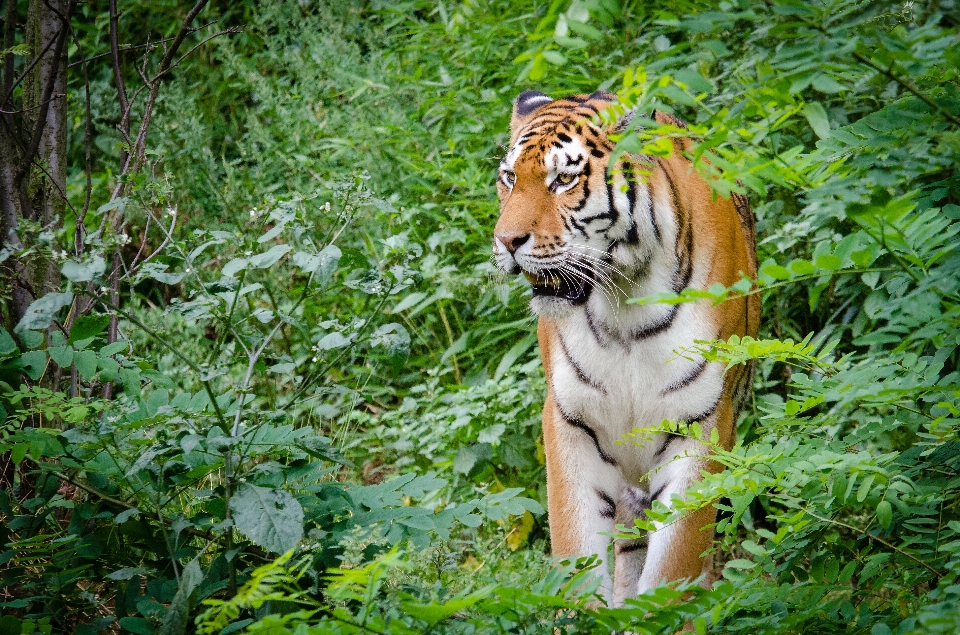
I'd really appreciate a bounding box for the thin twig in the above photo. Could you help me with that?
[49,470,136,509]
[95,298,230,432]
[69,20,93,247]
[852,51,960,128]
[796,504,942,579]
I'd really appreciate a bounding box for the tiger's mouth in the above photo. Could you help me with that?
[522,267,592,305]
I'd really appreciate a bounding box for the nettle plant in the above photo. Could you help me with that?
[0,177,542,634]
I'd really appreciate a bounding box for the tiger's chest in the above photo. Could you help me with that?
[546,296,724,483]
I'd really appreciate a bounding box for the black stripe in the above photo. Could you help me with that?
[651,483,669,502]
[647,194,661,243]
[584,304,608,348]
[654,434,680,457]
[662,359,708,394]
[631,304,680,340]
[683,397,720,424]
[558,404,617,466]
[661,166,693,293]
[557,334,607,393]
[596,489,616,519]
[557,132,573,143]
[617,541,646,554]
[625,167,637,214]
[603,175,619,224]
[568,163,593,214]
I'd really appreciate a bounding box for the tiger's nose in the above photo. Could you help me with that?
[496,232,531,254]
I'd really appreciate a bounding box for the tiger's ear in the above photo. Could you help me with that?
[511,90,553,132]
[609,105,638,135]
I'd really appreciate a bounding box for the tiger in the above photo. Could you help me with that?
[493,89,759,607]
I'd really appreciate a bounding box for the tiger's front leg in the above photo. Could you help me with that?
[541,391,624,604]
[636,401,735,594]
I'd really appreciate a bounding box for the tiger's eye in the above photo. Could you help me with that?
[556,173,575,185]
[503,170,516,185]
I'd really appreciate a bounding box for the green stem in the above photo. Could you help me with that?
[96,298,230,433]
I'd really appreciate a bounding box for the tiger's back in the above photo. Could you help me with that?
[493,90,759,605]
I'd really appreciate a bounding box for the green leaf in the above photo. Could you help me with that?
[812,74,845,93]
[158,558,203,635]
[292,244,341,283]
[402,587,495,626]
[62,255,106,282]
[876,500,892,529]
[542,50,567,65]
[724,559,757,569]
[48,346,73,368]
[315,331,351,351]
[74,350,98,380]
[0,328,17,355]
[18,351,47,380]
[138,262,186,285]
[221,257,248,277]
[14,292,73,333]
[802,102,831,139]
[118,617,155,635]
[69,314,110,343]
[248,244,292,269]
[815,254,842,270]
[494,333,536,381]
[229,484,304,553]
[761,263,791,280]
[788,259,815,275]
[454,446,477,475]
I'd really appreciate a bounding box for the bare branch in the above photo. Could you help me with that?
[114,0,214,197]
[109,0,130,171]
[66,19,223,68]
[165,26,241,78]
[0,92,64,114]
[67,19,93,251]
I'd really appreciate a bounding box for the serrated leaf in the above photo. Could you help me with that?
[138,262,186,285]
[159,558,203,635]
[229,484,303,553]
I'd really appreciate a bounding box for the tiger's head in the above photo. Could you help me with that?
[494,90,642,317]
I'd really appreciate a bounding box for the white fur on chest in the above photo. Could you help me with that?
[549,296,723,484]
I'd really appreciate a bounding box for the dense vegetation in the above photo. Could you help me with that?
[1,0,959,633]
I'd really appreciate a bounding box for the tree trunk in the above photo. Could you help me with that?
[0,0,68,329]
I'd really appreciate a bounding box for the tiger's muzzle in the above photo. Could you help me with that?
[522,265,593,305]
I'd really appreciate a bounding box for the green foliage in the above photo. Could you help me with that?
[2,0,959,634]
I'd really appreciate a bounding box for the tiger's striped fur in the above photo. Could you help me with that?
[493,90,759,606]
